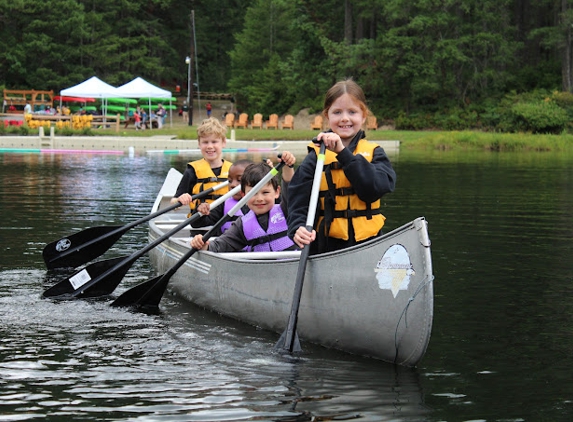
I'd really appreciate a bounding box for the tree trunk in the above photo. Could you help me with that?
[561,0,573,92]
[344,0,352,44]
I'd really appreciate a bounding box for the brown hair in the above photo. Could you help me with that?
[197,117,227,141]
[322,79,370,117]
[240,162,279,193]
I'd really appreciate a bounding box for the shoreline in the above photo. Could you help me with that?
[0,135,400,156]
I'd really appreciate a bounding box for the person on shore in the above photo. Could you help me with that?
[156,103,167,128]
[140,108,148,129]
[190,153,297,253]
[182,101,189,123]
[171,117,232,214]
[287,79,396,255]
[206,102,212,118]
[134,106,142,130]
[24,101,32,114]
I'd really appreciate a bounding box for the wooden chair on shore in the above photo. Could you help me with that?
[366,115,378,130]
[224,113,235,128]
[310,115,323,130]
[234,113,249,129]
[281,114,294,130]
[266,114,279,129]
[251,113,263,129]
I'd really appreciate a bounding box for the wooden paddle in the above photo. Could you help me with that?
[275,142,326,353]
[42,185,240,300]
[111,159,287,311]
[42,180,229,269]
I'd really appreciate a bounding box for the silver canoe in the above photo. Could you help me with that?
[148,169,434,366]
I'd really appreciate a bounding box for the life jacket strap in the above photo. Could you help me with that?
[318,208,380,220]
[245,230,291,251]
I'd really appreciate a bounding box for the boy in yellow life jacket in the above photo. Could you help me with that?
[171,117,232,213]
[288,79,396,254]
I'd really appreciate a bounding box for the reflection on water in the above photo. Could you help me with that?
[2,149,573,420]
[0,151,428,421]
[0,268,428,421]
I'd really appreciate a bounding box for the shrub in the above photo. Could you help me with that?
[508,101,568,134]
[56,127,76,136]
[394,112,429,130]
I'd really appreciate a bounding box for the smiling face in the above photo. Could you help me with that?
[326,93,367,144]
[198,133,226,167]
[244,182,280,215]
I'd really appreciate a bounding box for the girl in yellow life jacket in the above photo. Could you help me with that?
[171,117,233,213]
[288,79,396,254]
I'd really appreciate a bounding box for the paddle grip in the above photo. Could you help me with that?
[190,180,229,201]
[305,143,326,228]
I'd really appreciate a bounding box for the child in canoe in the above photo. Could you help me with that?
[192,159,253,236]
[170,117,232,214]
[288,79,396,254]
[190,152,297,252]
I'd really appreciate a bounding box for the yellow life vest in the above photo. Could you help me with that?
[188,159,232,212]
[309,139,386,242]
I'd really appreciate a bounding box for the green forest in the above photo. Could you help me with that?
[3,0,573,132]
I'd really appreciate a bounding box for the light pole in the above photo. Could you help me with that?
[187,11,195,126]
[185,56,193,126]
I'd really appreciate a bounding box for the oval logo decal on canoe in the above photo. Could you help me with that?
[375,244,415,298]
[56,238,71,252]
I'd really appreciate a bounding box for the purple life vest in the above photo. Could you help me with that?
[221,197,245,233]
[242,204,295,252]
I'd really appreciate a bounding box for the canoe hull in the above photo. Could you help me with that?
[148,214,433,366]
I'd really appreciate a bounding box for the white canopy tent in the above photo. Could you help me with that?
[60,76,121,98]
[59,76,122,121]
[115,77,173,128]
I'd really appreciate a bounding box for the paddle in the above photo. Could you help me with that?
[42,185,240,300]
[111,159,287,311]
[42,180,229,269]
[275,142,326,353]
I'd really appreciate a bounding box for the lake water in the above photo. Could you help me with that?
[1,146,573,421]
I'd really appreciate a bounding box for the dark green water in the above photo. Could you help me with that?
[1,148,573,421]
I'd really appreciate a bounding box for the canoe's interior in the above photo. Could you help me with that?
[152,205,302,262]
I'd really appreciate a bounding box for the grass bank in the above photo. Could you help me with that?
[7,113,573,151]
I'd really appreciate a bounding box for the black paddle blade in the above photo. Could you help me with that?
[42,255,130,299]
[110,272,170,311]
[43,226,127,269]
[274,330,302,353]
